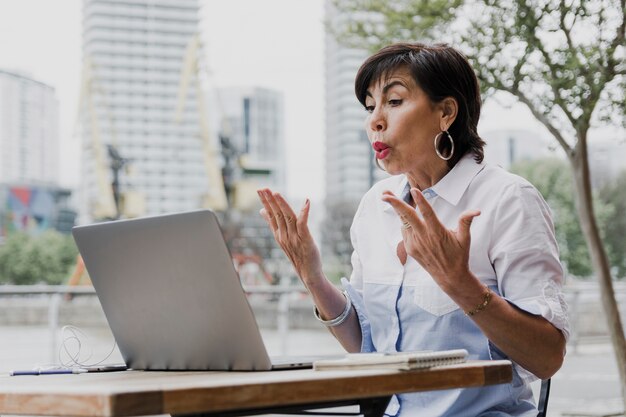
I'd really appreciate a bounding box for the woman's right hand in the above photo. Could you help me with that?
[258,189,363,353]
[257,189,323,286]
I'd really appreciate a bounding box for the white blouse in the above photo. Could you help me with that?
[346,152,569,381]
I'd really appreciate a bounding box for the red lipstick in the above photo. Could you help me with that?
[373,141,391,159]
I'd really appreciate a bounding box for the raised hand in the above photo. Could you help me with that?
[257,189,323,285]
[381,188,481,292]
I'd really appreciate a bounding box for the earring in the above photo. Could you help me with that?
[434,130,455,161]
[375,158,386,172]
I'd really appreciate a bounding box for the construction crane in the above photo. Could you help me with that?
[76,58,145,221]
[174,34,264,213]
[76,58,117,220]
[67,58,145,290]
[174,34,277,285]
[106,144,130,218]
[174,34,229,212]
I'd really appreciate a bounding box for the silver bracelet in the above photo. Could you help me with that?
[313,291,352,327]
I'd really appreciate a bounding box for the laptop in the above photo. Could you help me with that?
[72,209,330,371]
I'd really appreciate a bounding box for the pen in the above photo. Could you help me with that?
[9,368,88,376]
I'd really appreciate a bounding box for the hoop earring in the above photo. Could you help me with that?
[375,158,386,172]
[434,130,455,161]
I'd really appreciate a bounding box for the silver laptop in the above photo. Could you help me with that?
[72,209,325,371]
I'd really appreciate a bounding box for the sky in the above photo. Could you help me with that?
[0,0,620,204]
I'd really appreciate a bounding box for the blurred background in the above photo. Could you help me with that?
[0,0,624,416]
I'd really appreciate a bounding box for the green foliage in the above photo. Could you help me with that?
[599,169,626,278]
[511,158,626,278]
[0,231,78,285]
[511,158,586,275]
[328,0,462,52]
[332,0,625,142]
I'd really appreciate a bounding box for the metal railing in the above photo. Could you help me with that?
[1,281,626,361]
[0,284,308,362]
[0,285,97,362]
[563,280,626,352]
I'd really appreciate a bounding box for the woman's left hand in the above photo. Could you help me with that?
[381,188,481,292]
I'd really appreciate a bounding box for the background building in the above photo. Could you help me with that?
[324,1,386,206]
[322,0,387,270]
[80,0,207,221]
[0,70,74,240]
[0,70,60,186]
[0,184,76,240]
[482,129,557,169]
[215,86,287,195]
[209,86,288,265]
[482,128,626,187]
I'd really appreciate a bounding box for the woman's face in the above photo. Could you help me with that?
[364,66,445,177]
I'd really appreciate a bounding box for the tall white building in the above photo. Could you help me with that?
[80,0,209,220]
[0,70,60,185]
[323,1,387,266]
[324,1,385,206]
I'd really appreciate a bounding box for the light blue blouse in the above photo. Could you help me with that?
[343,153,569,417]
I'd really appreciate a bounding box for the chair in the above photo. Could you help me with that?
[537,378,551,417]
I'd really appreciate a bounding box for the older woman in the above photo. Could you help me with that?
[257,42,568,416]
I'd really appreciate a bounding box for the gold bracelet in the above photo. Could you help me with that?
[465,286,492,317]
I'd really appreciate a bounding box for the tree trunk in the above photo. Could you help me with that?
[571,137,626,415]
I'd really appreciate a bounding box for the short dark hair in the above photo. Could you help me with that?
[355,42,485,167]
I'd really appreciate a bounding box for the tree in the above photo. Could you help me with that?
[510,158,615,277]
[0,231,78,285]
[599,169,626,279]
[332,0,626,409]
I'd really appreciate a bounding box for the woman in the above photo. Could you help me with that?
[257,42,568,416]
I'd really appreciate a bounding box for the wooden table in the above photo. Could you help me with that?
[0,360,512,417]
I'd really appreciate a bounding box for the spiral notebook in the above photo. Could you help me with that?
[313,349,468,371]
